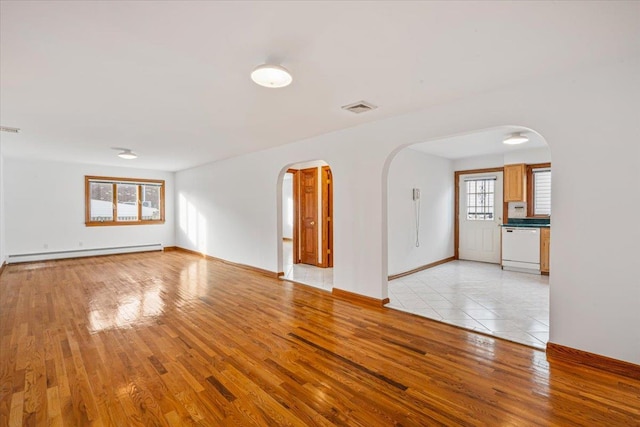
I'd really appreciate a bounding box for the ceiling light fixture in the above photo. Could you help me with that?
[117,149,137,160]
[503,132,529,145]
[0,126,21,134]
[251,64,292,88]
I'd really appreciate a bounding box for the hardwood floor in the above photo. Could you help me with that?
[1,252,638,426]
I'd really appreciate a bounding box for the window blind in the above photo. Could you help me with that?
[533,170,551,215]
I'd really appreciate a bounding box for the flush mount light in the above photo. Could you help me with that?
[117,149,137,159]
[503,132,529,145]
[251,64,292,88]
[0,126,21,133]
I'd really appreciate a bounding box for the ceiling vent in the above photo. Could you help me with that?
[341,101,377,114]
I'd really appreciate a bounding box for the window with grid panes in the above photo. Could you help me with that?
[466,178,495,220]
[86,176,165,226]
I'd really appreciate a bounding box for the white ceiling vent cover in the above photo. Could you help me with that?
[341,101,378,114]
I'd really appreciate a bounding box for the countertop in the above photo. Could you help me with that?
[501,223,550,228]
[502,218,551,228]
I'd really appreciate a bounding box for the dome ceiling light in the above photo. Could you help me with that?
[503,132,529,145]
[0,126,21,133]
[250,64,292,88]
[112,147,138,159]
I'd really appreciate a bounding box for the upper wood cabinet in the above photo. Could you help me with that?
[504,164,527,202]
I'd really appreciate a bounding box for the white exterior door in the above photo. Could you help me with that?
[459,172,503,263]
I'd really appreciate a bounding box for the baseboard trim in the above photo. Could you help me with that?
[332,288,390,307]
[174,247,278,278]
[7,244,163,264]
[546,342,640,380]
[282,237,293,242]
[163,246,178,252]
[388,256,455,281]
[0,261,6,277]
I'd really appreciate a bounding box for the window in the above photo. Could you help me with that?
[85,176,165,226]
[527,164,551,216]
[533,169,551,215]
[466,177,495,220]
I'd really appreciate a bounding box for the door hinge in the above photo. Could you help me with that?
[327,249,331,254]
[327,179,331,184]
[327,216,331,222]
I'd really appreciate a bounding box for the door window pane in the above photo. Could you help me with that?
[466,179,495,220]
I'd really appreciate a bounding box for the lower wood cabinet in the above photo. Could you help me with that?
[540,227,550,274]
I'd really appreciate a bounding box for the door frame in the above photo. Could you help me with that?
[454,167,506,260]
[289,166,333,268]
[287,168,301,264]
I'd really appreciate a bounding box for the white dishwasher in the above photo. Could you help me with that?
[501,227,540,273]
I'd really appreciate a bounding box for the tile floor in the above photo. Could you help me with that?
[281,241,333,291]
[386,260,549,349]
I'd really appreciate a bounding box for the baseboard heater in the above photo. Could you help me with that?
[7,243,163,264]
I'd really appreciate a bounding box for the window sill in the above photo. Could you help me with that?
[85,220,165,227]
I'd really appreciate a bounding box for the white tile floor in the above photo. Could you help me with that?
[281,241,333,291]
[386,260,549,349]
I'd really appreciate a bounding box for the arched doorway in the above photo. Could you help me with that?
[383,126,552,349]
[278,160,334,291]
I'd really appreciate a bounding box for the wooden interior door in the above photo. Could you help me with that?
[300,167,318,266]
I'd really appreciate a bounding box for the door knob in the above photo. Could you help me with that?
[310,221,315,225]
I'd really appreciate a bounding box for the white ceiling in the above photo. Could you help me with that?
[1,1,638,171]
[409,126,548,160]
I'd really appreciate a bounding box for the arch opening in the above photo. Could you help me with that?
[382,125,552,349]
[276,160,334,291]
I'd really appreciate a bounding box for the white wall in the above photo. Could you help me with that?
[453,154,504,171]
[175,59,640,364]
[5,158,175,257]
[176,144,390,300]
[503,147,551,165]
[282,174,293,239]
[387,149,453,275]
[453,147,551,172]
[291,160,329,170]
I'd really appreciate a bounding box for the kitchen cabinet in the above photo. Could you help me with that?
[504,163,527,202]
[540,227,550,274]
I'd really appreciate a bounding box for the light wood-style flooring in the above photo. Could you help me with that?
[1,251,638,426]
